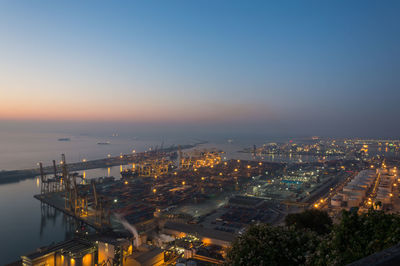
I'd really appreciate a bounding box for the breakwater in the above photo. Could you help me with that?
[0,144,198,184]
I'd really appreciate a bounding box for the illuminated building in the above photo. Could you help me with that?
[21,238,96,266]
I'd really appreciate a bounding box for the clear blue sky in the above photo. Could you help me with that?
[0,0,399,137]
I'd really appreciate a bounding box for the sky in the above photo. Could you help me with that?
[0,0,399,138]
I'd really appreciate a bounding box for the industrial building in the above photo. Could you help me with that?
[375,168,395,206]
[331,170,376,208]
[21,238,96,266]
[20,236,165,266]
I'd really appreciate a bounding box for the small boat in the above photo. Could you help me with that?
[58,138,71,141]
[97,141,111,145]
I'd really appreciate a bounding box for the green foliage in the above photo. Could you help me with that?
[285,209,333,235]
[225,223,321,266]
[226,209,400,266]
[311,209,400,265]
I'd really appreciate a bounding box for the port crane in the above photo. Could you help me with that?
[61,154,88,217]
[91,180,110,227]
[39,159,64,194]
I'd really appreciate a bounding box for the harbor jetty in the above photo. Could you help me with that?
[0,143,199,184]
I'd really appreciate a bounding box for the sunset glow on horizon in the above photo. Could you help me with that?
[0,97,276,123]
[1,1,399,136]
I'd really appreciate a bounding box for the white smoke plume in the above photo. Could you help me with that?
[114,213,141,248]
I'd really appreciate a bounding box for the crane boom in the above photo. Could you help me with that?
[39,162,45,182]
[52,160,57,179]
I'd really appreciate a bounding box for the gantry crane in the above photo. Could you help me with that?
[39,158,65,194]
[39,162,50,194]
[91,180,110,227]
[133,158,172,177]
[62,154,74,212]
[72,174,88,217]
[52,159,62,192]
[179,150,221,170]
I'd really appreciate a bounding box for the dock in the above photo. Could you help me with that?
[34,192,112,231]
[0,144,198,184]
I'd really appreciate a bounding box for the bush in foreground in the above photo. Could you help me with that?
[226,209,400,266]
[225,223,320,266]
[312,209,400,265]
[285,209,333,235]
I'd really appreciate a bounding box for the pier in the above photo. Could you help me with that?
[34,192,113,232]
[0,144,198,184]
